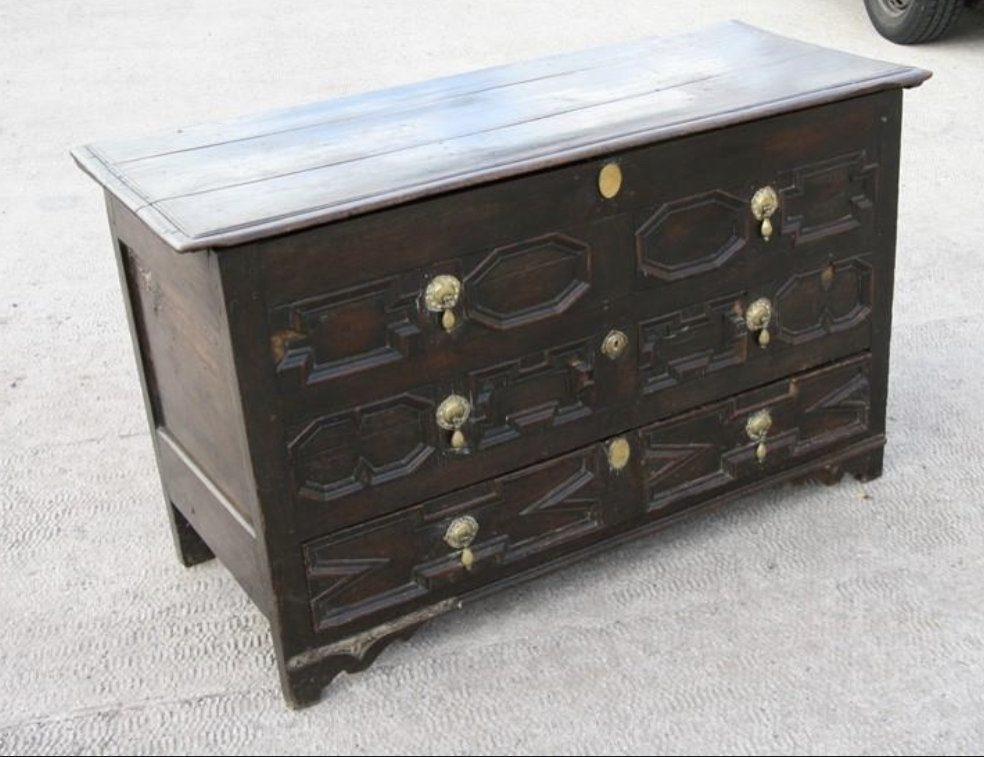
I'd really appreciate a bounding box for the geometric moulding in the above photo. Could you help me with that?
[467,233,591,329]
[289,394,435,503]
[636,190,747,281]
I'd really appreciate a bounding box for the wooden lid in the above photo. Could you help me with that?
[72,21,930,252]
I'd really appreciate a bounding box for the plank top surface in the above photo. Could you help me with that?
[72,21,930,252]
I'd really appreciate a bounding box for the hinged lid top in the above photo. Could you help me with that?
[72,21,929,252]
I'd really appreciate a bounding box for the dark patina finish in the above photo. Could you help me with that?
[73,22,929,707]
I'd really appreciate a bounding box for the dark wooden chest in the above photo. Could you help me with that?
[72,22,929,707]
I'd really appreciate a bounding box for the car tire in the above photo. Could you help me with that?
[864,0,963,43]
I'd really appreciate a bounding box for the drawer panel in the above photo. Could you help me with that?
[275,248,876,427]
[634,255,874,398]
[268,218,622,401]
[287,254,875,534]
[260,94,890,298]
[261,94,893,417]
[287,333,624,521]
[630,149,878,294]
[639,352,873,514]
[303,438,643,632]
[287,335,609,503]
[301,354,874,634]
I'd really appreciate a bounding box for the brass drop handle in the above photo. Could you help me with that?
[746,409,773,462]
[751,185,779,242]
[436,394,471,450]
[425,274,463,332]
[444,515,479,571]
[745,297,773,348]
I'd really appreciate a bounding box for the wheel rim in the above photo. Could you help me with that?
[878,0,912,15]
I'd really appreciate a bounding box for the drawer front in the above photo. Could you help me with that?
[287,254,875,534]
[639,352,873,514]
[301,354,874,634]
[269,218,621,404]
[286,330,630,532]
[303,437,644,632]
[262,94,892,419]
[630,148,879,295]
[632,254,875,409]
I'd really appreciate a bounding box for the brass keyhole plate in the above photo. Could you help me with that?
[607,437,631,471]
[601,329,629,360]
[598,162,622,199]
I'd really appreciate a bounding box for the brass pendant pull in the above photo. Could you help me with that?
[436,394,471,450]
[746,409,773,462]
[601,329,628,360]
[444,515,479,571]
[751,186,779,242]
[745,297,773,348]
[425,275,463,333]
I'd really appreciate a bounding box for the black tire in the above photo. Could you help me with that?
[863,0,963,43]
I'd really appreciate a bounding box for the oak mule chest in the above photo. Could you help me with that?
[73,22,929,707]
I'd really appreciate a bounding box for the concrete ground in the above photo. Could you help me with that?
[2,1,983,753]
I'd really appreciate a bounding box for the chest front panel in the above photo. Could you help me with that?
[254,94,893,534]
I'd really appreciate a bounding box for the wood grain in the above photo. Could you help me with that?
[72,22,929,251]
[110,200,258,524]
[75,24,925,708]
[296,354,875,641]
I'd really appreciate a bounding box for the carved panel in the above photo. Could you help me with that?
[644,439,733,510]
[289,394,436,503]
[636,190,747,282]
[779,151,877,246]
[636,256,874,398]
[466,233,591,329]
[638,293,748,394]
[793,364,871,456]
[304,445,617,630]
[271,277,422,388]
[642,358,871,511]
[774,258,873,345]
[468,340,596,448]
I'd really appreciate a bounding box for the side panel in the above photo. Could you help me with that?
[108,199,266,613]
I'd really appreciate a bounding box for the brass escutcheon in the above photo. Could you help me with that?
[444,515,479,571]
[751,185,779,242]
[607,437,631,471]
[598,162,623,199]
[746,409,773,462]
[745,297,773,348]
[424,275,462,333]
[601,329,629,360]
